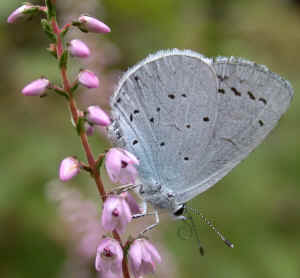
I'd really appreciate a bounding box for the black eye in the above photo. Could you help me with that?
[173,205,186,217]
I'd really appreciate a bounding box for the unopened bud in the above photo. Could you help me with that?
[22,78,50,96]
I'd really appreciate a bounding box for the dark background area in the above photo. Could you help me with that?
[1,0,300,277]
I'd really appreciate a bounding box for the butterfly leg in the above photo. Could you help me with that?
[132,200,148,219]
[110,183,139,194]
[139,210,160,235]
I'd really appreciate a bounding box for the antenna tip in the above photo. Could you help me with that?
[225,239,234,248]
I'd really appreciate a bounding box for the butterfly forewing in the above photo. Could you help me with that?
[109,50,218,191]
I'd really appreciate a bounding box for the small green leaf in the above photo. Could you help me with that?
[70,82,79,94]
[72,21,88,33]
[41,19,56,43]
[53,88,69,100]
[45,0,56,19]
[59,50,69,69]
[95,155,105,171]
[76,117,85,135]
[61,25,70,37]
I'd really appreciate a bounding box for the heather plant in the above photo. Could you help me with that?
[8,1,161,278]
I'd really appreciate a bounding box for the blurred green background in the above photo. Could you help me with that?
[1,0,300,277]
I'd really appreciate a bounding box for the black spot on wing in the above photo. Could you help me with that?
[259,97,267,105]
[247,91,256,100]
[231,87,241,96]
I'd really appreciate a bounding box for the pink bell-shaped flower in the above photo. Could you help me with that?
[78,70,99,89]
[68,39,90,58]
[78,15,111,33]
[105,148,139,185]
[95,238,123,278]
[128,239,162,278]
[86,105,111,126]
[59,157,80,181]
[101,194,132,234]
[21,78,50,96]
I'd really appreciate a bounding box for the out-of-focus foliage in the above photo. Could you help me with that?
[1,0,300,277]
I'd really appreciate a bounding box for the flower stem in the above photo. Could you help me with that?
[50,11,131,278]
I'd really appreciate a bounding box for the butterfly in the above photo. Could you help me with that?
[108,49,293,233]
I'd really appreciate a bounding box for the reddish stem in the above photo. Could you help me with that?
[51,16,130,278]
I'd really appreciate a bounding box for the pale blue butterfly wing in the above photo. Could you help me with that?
[177,56,293,203]
[109,49,293,206]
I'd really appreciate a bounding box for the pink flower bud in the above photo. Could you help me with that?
[105,148,139,185]
[79,15,111,33]
[87,106,111,126]
[69,39,90,58]
[95,238,123,277]
[128,239,162,278]
[78,70,99,89]
[101,195,132,234]
[7,4,35,24]
[59,157,80,182]
[21,78,50,96]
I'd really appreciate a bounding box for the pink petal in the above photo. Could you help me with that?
[143,240,162,263]
[119,164,138,184]
[105,149,123,183]
[7,5,32,24]
[123,192,141,214]
[101,196,120,232]
[87,105,111,126]
[69,39,90,58]
[123,150,139,165]
[78,70,99,89]
[128,240,143,277]
[22,78,50,96]
[59,157,80,181]
[117,199,132,233]
[79,15,111,33]
[141,260,155,274]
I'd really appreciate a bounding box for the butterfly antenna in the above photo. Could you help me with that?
[184,210,205,256]
[186,206,234,249]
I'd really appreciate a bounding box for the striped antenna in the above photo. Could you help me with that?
[186,206,234,249]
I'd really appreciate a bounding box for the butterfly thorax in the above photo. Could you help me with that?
[138,181,182,214]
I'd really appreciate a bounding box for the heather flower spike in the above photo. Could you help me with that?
[78,15,111,33]
[59,157,80,182]
[95,238,123,277]
[69,39,90,58]
[128,239,162,278]
[78,70,99,89]
[87,105,111,126]
[101,194,132,234]
[22,78,50,96]
[105,148,139,185]
[7,4,37,24]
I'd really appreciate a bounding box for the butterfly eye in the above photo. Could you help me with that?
[139,186,145,194]
[173,205,185,217]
